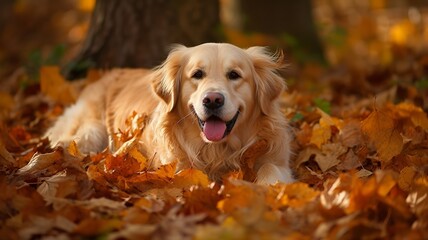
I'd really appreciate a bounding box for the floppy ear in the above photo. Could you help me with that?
[151,45,187,112]
[246,47,286,115]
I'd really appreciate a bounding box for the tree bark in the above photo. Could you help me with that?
[65,0,219,79]
[240,0,325,63]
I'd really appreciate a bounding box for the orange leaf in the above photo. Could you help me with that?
[74,218,122,236]
[40,66,77,105]
[394,102,428,130]
[398,166,416,191]
[361,108,403,162]
[173,168,210,188]
[268,182,320,209]
[105,154,141,176]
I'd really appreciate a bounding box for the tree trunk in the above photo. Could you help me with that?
[65,0,219,79]
[239,0,325,63]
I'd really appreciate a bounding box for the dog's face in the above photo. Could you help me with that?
[152,43,285,143]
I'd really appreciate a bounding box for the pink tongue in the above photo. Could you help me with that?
[203,119,227,141]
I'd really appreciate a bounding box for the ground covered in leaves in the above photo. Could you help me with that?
[1,43,428,240]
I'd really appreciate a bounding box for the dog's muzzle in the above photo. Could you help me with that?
[197,111,239,142]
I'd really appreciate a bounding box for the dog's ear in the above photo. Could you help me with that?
[246,47,286,115]
[152,45,187,112]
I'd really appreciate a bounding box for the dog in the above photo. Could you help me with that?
[46,43,294,184]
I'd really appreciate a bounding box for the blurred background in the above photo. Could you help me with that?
[0,0,427,106]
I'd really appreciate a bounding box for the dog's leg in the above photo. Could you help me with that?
[256,163,294,184]
[46,100,108,154]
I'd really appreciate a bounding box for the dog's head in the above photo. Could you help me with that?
[152,43,285,143]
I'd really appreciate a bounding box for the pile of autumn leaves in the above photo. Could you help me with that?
[1,76,428,240]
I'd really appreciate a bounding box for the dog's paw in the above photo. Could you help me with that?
[256,163,294,185]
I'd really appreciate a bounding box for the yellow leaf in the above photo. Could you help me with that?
[310,108,341,148]
[310,122,331,149]
[395,102,428,130]
[269,182,320,209]
[40,66,77,105]
[361,108,403,162]
[129,147,147,170]
[173,168,210,188]
[67,141,84,158]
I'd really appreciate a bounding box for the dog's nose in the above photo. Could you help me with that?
[203,92,224,109]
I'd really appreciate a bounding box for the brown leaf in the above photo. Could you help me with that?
[361,107,403,162]
[37,170,79,204]
[339,119,364,148]
[314,143,347,172]
[17,150,63,175]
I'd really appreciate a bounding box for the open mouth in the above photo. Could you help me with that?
[194,111,240,142]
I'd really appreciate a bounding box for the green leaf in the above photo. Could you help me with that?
[415,78,428,90]
[314,98,331,115]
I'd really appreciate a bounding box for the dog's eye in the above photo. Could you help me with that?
[192,70,204,80]
[227,70,241,80]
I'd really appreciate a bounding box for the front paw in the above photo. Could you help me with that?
[256,163,294,185]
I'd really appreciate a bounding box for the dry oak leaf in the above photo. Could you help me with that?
[361,107,403,162]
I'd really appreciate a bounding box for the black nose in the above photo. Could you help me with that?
[203,92,224,110]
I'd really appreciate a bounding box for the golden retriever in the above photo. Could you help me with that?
[46,43,293,184]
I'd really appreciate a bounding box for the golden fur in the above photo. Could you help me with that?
[46,43,293,184]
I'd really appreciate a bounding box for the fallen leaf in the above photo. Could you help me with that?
[217,179,266,225]
[394,102,428,130]
[17,150,63,175]
[74,217,122,236]
[173,168,210,188]
[0,139,15,169]
[310,108,342,148]
[339,119,364,148]
[398,166,416,192]
[314,143,347,172]
[268,182,320,209]
[361,107,403,162]
[40,66,77,105]
[37,170,78,204]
